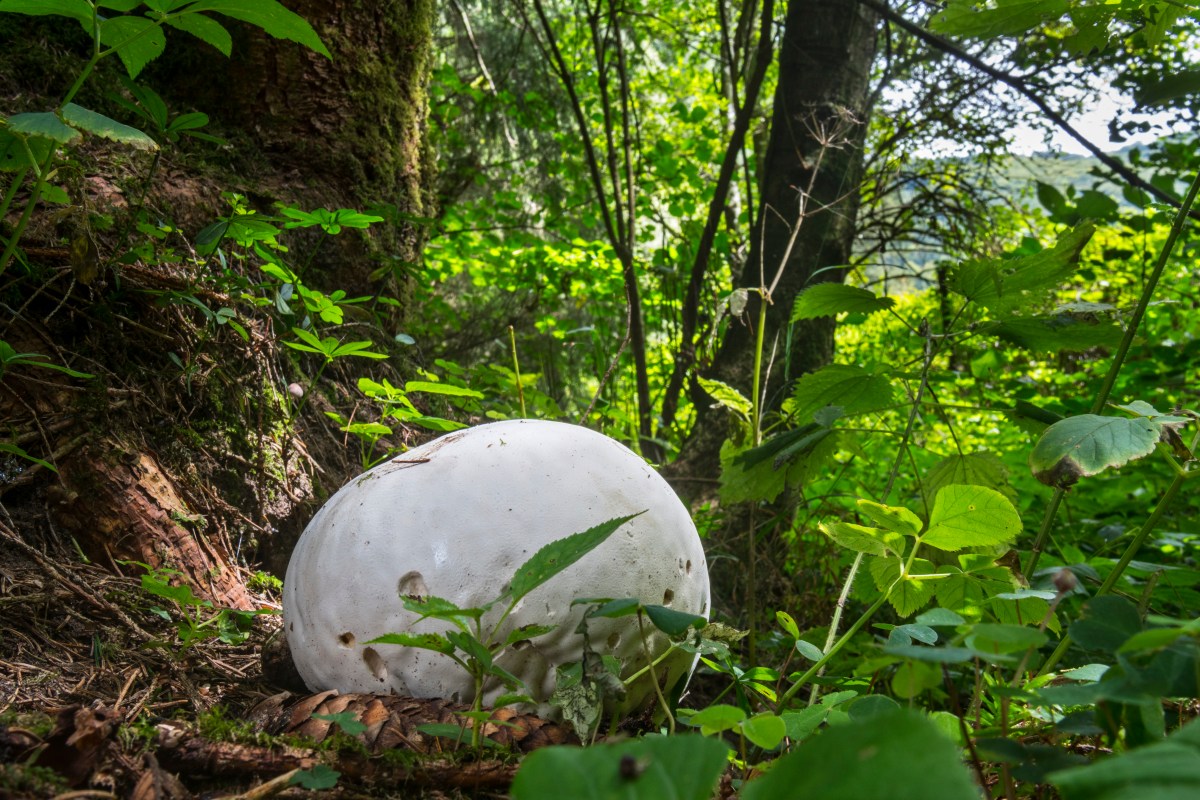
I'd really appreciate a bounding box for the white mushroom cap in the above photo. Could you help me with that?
[283,419,711,716]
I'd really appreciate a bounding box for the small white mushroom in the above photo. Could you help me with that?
[283,420,711,716]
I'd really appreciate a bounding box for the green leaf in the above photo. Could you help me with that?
[791,283,895,321]
[505,624,555,646]
[686,704,745,734]
[964,623,1047,655]
[1070,596,1142,655]
[924,451,1011,502]
[0,128,53,171]
[511,735,729,800]
[1049,717,1200,800]
[643,604,706,636]
[0,442,57,472]
[1030,414,1162,489]
[915,608,966,627]
[506,513,642,603]
[363,632,456,656]
[787,364,895,424]
[6,112,80,144]
[820,521,905,558]
[62,104,158,150]
[289,765,340,790]
[921,485,1022,552]
[697,377,751,420]
[312,711,368,736]
[183,0,331,57]
[404,380,484,398]
[985,315,1124,353]
[870,557,937,618]
[948,223,1094,313]
[856,498,923,537]
[0,0,92,26]
[930,0,1069,39]
[741,711,978,800]
[165,13,232,56]
[1136,68,1200,106]
[99,16,167,78]
[795,639,824,661]
[776,610,800,640]
[741,713,787,750]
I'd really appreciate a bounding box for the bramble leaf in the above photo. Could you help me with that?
[506,513,642,603]
[921,485,1022,551]
[791,283,894,321]
[1030,414,1161,489]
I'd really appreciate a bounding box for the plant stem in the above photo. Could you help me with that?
[779,591,890,707]
[509,325,526,418]
[1037,469,1187,676]
[1025,166,1200,576]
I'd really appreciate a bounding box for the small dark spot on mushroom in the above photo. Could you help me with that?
[662,589,674,606]
[606,632,622,649]
[289,622,294,632]
[338,631,356,648]
[685,560,692,575]
[363,647,388,682]
[398,570,429,600]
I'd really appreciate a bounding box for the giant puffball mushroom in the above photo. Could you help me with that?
[283,419,710,716]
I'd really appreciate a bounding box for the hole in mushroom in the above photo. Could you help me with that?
[362,647,388,682]
[662,589,674,606]
[685,560,692,575]
[338,631,356,648]
[606,631,622,649]
[397,570,429,600]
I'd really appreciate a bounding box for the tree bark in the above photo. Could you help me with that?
[669,0,878,495]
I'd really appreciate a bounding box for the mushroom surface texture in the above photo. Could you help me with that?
[283,419,711,716]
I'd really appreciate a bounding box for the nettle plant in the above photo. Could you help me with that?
[0,0,329,277]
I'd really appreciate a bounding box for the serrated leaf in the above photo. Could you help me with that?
[922,485,1022,551]
[0,128,53,171]
[698,377,751,420]
[1030,414,1161,489]
[856,499,923,536]
[791,283,895,321]
[404,380,483,398]
[62,104,158,150]
[741,711,978,800]
[0,0,92,26]
[99,16,167,78]
[948,223,1094,313]
[924,451,1012,503]
[507,513,641,603]
[985,315,1124,353]
[870,557,937,618]
[820,521,905,558]
[165,13,232,56]
[787,364,895,424]
[364,632,456,656]
[6,112,80,144]
[930,0,1069,39]
[183,0,330,57]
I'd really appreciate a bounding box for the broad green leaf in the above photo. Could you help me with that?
[930,0,1069,39]
[924,451,1011,502]
[732,422,834,469]
[697,377,751,420]
[891,624,938,645]
[289,765,340,790]
[871,557,937,618]
[6,112,79,144]
[184,0,331,57]
[1049,718,1200,800]
[1030,414,1161,489]
[719,434,834,504]
[820,521,905,558]
[741,711,978,800]
[165,13,232,56]
[965,623,1047,655]
[686,704,745,734]
[364,632,455,656]
[1070,596,1142,655]
[0,0,92,26]
[795,639,824,661]
[948,223,1093,314]
[915,608,966,627]
[506,513,641,603]
[644,604,705,636]
[312,711,368,736]
[62,104,158,150]
[404,380,484,398]
[985,315,1124,353]
[787,364,895,424]
[922,485,1022,551]
[742,713,787,750]
[511,734,729,800]
[99,16,167,78]
[791,283,894,321]
[0,128,53,170]
[856,498,923,536]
